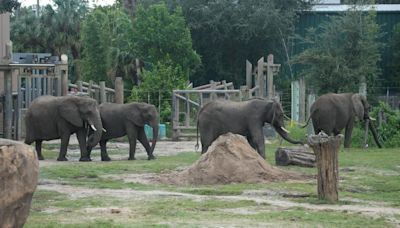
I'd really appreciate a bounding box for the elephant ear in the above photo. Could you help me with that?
[351,94,364,120]
[59,99,83,127]
[128,104,147,127]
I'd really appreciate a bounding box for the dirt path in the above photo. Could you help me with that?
[38,181,400,224]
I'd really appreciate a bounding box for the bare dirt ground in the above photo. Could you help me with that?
[35,136,400,226]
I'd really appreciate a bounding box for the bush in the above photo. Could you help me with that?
[352,102,400,148]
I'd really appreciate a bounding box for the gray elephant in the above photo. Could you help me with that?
[303,93,382,148]
[87,102,159,161]
[196,99,303,158]
[24,95,103,161]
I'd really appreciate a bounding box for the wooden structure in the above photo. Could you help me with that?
[275,146,316,167]
[308,133,343,202]
[172,54,281,140]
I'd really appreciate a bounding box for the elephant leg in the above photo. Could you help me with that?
[127,125,138,160]
[57,133,70,161]
[77,129,91,162]
[344,120,355,148]
[100,140,111,161]
[250,128,265,159]
[138,127,155,160]
[35,140,44,160]
[200,129,214,154]
[246,135,257,150]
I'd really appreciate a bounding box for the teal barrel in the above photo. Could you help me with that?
[145,124,166,140]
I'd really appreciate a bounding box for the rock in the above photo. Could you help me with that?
[0,139,39,228]
[162,133,304,185]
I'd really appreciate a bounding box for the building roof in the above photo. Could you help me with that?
[312,4,400,12]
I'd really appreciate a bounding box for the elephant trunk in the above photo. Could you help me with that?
[369,121,382,148]
[87,114,103,148]
[150,121,158,154]
[275,126,304,145]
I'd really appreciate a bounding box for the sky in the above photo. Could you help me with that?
[20,0,116,7]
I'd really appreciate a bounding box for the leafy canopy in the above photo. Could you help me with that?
[293,3,382,94]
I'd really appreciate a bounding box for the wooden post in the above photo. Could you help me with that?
[172,92,179,141]
[246,60,252,89]
[240,86,249,101]
[100,81,106,104]
[308,133,343,202]
[61,69,68,96]
[4,69,13,139]
[77,80,83,92]
[114,77,124,104]
[210,80,217,100]
[257,57,265,98]
[266,54,274,100]
[88,80,93,97]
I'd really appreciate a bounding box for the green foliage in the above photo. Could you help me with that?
[293,4,382,94]
[129,58,186,122]
[132,3,200,79]
[0,0,19,13]
[387,22,400,89]
[80,6,135,87]
[351,102,400,148]
[177,0,311,86]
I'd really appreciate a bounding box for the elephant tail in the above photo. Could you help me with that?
[301,115,312,128]
[195,118,199,152]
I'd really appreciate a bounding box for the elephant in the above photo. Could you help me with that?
[303,93,382,148]
[87,102,159,161]
[24,95,103,161]
[196,98,303,158]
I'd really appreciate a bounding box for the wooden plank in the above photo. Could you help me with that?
[100,81,106,104]
[4,70,12,139]
[257,57,265,97]
[114,77,124,104]
[174,93,200,107]
[246,60,252,89]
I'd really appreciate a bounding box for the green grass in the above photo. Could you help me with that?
[26,143,400,227]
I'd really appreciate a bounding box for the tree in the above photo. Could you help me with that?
[177,0,311,86]
[293,4,382,94]
[387,23,400,91]
[132,3,200,81]
[80,6,136,87]
[0,0,20,13]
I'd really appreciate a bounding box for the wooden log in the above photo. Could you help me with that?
[308,133,343,203]
[275,146,315,167]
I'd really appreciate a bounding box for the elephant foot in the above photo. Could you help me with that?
[128,156,136,160]
[79,157,92,162]
[101,156,111,162]
[57,157,68,161]
[147,155,156,160]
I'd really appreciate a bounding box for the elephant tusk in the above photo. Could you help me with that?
[102,128,107,132]
[90,124,97,131]
[281,127,290,134]
[369,117,376,121]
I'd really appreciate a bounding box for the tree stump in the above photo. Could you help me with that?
[275,146,315,167]
[307,133,343,202]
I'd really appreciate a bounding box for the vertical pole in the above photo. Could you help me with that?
[359,75,367,97]
[267,54,274,100]
[299,77,306,123]
[114,77,124,104]
[210,80,217,100]
[240,86,249,101]
[246,60,252,89]
[172,91,179,141]
[158,91,161,117]
[61,69,68,96]
[100,81,106,104]
[257,57,265,98]
[88,80,93,97]
[77,80,83,92]
[185,93,190,127]
[291,80,300,124]
[4,70,12,139]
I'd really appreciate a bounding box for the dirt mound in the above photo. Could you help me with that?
[160,133,304,185]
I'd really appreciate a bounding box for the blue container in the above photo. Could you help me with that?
[145,124,166,140]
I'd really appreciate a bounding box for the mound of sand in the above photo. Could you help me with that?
[160,133,304,185]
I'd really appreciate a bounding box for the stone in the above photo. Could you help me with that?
[0,139,39,228]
